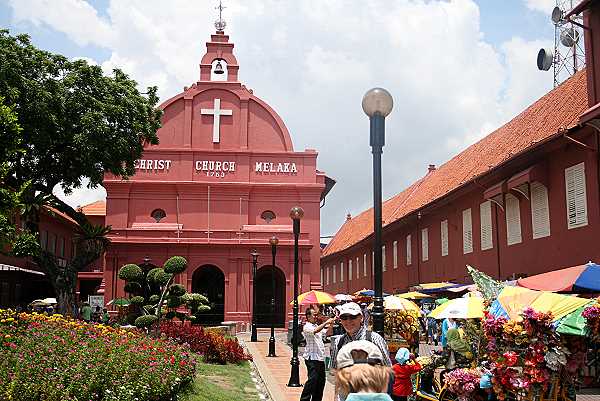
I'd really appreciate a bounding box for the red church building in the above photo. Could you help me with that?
[322,3,600,295]
[99,27,332,326]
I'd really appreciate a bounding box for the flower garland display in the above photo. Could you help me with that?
[384,310,420,346]
[483,308,566,400]
[444,367,482,401]
[582,301,600,340]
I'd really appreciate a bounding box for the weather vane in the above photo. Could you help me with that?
[215,0,226,33]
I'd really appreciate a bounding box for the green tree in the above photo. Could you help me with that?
[117,256,210,332]
[0,30,162,315]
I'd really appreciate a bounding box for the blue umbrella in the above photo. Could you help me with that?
[356,289,390,297]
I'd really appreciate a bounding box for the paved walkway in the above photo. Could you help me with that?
[239,329,336,401]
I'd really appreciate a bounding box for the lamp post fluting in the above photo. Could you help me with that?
[362,87,394,338]
[287,206,304,387]
[268,236,279,357]
[250,250,259,342]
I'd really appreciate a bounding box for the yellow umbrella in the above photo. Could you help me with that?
[428,297,485,319]
[290,290,336,305]
[369,296,421,314]
[396,291,432,300]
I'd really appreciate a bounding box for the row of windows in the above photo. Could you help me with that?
[39,230,67,258]
[322,162,589,286]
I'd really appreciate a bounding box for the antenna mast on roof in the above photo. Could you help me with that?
[215,0,227,33]
[537,0,586,87]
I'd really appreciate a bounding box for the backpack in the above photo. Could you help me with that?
[336,330,373,352]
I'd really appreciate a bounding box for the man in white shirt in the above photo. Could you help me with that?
[300,308,335,401]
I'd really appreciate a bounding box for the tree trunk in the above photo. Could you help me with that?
[56,289,74,317]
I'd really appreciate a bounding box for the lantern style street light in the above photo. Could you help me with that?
[268,236,279,357]
[250,249,259,342]
[287,206,304,387]
[362,87,393,338]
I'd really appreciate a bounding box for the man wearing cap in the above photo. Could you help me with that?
[331,302,392,400]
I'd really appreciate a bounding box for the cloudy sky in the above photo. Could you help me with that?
[1,0,562,238]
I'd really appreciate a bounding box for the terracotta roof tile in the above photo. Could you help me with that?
[322,69,588,258]
[78,200,106,216]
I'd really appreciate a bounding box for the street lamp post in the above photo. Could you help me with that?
[268,236,279,357]
[287,206,304,387]
[362,87,394,338]
[250,250,259,342]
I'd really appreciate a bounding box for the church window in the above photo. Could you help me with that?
[151,209,166,223]
[261,210,276,224]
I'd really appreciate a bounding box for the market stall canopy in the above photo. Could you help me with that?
[369,296,421,314]
[416,282,467,294]
[396,291,432,299]
[291,290,336,305]
[556,302,595,336]
[428,297,485,319]
[490,286,591,321]
[517,262,600,292]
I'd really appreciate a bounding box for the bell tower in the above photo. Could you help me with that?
[199,2,239,82]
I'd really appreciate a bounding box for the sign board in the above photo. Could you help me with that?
[88,295,104,309]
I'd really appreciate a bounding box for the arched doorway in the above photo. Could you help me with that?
[192,265,225,325]
[255,265,286,327]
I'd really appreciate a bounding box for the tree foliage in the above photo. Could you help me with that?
[0,30,162,314]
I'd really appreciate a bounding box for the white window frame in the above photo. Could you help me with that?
[565,162,588,229]
[480,201,493,250]
[406,235,412,266]
[333,264,336,283]
[462,208,473,254]
[421,228,429,262]
[340,262,344,282]
[356,257,360,278]
[349,259,353,281]
[393,240,398,269]
[505,193,522,245]
[382,245,386,272]
[441,220,449,257]
[531,182,551,239]
[363,253,367,277]
[326,266,330,285]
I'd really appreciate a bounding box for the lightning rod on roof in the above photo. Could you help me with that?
[537,0,585,87]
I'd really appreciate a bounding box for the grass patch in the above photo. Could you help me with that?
[181,361,260,401]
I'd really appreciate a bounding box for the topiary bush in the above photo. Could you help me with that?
[118,264,143,282]
[116,256,210,336]
[134,314,158,328]
[163,256,187,274]
[169,283,186,296]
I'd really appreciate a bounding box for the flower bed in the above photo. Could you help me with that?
[160,321,252,364]
[0,309,196,401]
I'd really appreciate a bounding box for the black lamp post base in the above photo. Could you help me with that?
[287,360,302,387]
[250,326,257,342]
[267,337,277,357]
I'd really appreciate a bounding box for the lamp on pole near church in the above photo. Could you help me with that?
[250,249,259,342]
[287,206,304,387]
[362,88,394,338]
[268,236,279,357]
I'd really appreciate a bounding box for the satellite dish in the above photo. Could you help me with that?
[551,6,563,24]
[560,28,580,47]
[537,48,553,71]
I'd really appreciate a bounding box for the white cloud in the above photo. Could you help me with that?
[53,181,106,210]
[7,0,555,236]
[525,0,556,14]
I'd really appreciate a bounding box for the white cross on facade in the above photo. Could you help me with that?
[201,98,232,143]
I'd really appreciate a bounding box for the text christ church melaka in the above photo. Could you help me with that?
[101,24,331,328]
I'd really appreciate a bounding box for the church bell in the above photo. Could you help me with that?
[214,60,225,75]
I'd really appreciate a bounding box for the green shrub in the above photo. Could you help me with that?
[118,263,143,282]
[169,283,186,296]
[124,281,141,294]
[164,256,187,274]
[143,305,155,314]
[134,314,158,328]
[149,294,160,303]
[146,267,163,284]
[130,296,145,305]
[156,270,173,286]
[167,296,182,308]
